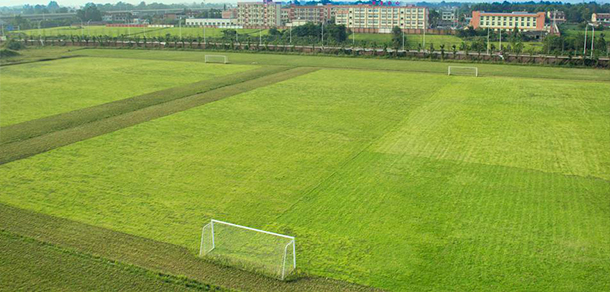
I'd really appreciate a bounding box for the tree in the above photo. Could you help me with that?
[76,3,102,22]
[391,26,402,49]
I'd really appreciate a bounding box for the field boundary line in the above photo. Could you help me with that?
[0,203,382,292]
[0,67,318,165]
[0,66,289,145]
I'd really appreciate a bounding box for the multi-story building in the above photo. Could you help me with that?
[287,5,333,24]
[186,18,238,28]
[335,5,429,33]
[439,7,457,26]
[222,8,238,19]
[592,13,610,27]
[237,1,282,27]
[470,11,546,31]
[102,12,133,23]
[547,10,565,24]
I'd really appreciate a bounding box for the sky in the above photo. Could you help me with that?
[1,0,607,9]
[1,0,231,6]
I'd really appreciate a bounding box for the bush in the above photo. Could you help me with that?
[0,48,20,58]
[4,38,26,51]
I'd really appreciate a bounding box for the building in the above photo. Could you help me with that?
[439,7,457,27]
[185,18,238,28]
[237,1,282,27]
[470,11,545,32]
[222,8,238,19]
[102,12,133,23]
[335,5,429,33]
[592,13,610,27]
[547,10,565,24]
[287,5,333,24]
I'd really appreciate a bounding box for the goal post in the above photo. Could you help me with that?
[448,66,478,77]
[204,55,228,64]
[200,219,296,280]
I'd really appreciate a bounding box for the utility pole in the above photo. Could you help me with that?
[259,29,262,46]
[289,26,292,44]
[179,18,182,39]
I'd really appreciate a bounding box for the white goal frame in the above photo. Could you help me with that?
[448,66,478,77]
[199,219,296,280]
[204,55,228,64]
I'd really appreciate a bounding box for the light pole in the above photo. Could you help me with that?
[486,27,490,55]
[583,23,588,56]
[499,29,502,51]
[87,20,91,37]
[80,20,83,38]
[590,24,595,58]
[289,26,292,44]
[402,28,405,51]
[321,22,324,50]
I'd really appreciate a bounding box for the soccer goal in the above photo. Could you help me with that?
[204,55,228,64]
[200,219,296,280]
[448,66,478,77]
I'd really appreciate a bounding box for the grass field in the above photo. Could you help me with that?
[15,26,269,38]
[69,49,610,81]
[0,56,255,126]
[1,55,608,292]
[0,230,218,292]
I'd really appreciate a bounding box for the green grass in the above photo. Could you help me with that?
[70,48,610,81]
[0,231,220,292]
[0,56,254,126]
[1,68,608,291]
[0,203,373,292]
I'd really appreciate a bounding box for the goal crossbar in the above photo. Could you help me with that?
[448,66,478,77]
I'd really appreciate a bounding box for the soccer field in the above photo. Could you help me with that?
[0,49,609,291]
[0,57,255,126]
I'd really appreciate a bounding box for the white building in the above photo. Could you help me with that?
[335,5,429,33]
[185,18,239,28]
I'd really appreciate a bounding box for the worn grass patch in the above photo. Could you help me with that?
[0,56,255,126]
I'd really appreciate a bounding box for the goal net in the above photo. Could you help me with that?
[204,55,228,64]
[448,66,478,77]
[200,219,296,280]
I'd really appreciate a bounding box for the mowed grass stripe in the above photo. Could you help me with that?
[0,203,380,292]
[0,66,288,145]
[0,230,223,292]
[1,57,255,127]
[0,67,317,165]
